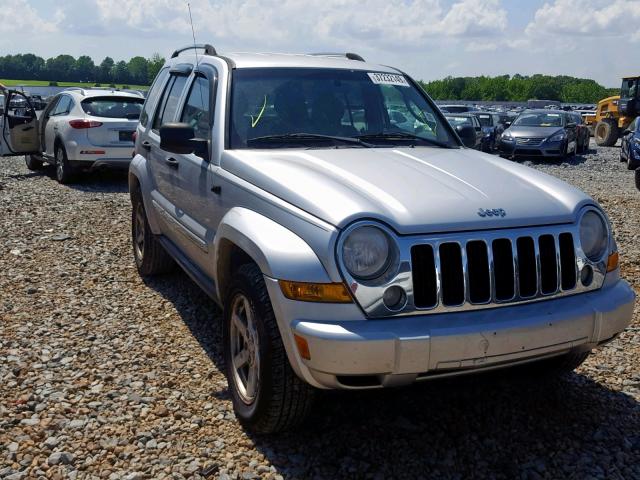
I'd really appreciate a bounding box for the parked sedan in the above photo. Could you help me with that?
[499,109,578,159]
[620,116,640,170]
[445,113,483,149]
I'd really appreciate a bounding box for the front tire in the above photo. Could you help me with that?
[224,263,314,433]
[594,119,619,146]
[130,187,175,276]
[25,154,44,171]
[54,144,74,184]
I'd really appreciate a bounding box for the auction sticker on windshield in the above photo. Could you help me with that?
[368,72,410,87]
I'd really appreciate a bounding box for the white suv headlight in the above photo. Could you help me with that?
[342,226,392,279]
[579,210,608,261]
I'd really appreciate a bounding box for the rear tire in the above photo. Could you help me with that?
[25,154,44,171]
[130,187,175,276]
[594,119,619,146]
[224,263,315,433]
[54,144,75,184]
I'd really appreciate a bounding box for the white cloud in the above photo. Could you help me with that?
[525,0,640,41]
[73,0,508,49]
[0,0,61,35]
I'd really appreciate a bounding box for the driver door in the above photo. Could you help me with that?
[0,90,40,157]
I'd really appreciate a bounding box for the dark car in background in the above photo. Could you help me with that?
[568,111,590,154]
[27,94,46,110]
[499,109,578,159]
[439,104,479,113]
[470,112,505,152]
[445,113,483,149]
[620,116,640,170]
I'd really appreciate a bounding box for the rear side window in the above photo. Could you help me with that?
[81,97,144,119]
[140,68,169,127]
[152,75,189,131]
[180,76,211,140]
[52,96,72,115]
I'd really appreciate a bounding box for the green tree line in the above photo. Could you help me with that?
[0,53,166,86]
[419,74,619,103]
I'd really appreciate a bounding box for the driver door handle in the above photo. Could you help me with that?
[164,157,179,169]
[141,141,151,151]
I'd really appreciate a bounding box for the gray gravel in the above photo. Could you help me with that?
[1,141,638,479]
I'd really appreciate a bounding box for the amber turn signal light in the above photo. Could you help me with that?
[279,280,352,303]
[294,334,311,360]
[607,251,619,272]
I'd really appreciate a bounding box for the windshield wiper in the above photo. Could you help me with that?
[247,133,372,148]
[356,132,453,149]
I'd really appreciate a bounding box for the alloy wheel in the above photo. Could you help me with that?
[134,202,146,262]
[229,293,260,404]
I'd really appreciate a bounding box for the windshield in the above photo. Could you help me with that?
[512,112,564,127]
[230,68,457,149]
[476,114,493,127]
[81,97,144,119]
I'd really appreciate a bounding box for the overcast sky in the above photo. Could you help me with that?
[1,0,639,87]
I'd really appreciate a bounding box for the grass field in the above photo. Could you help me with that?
[1,79,149,90]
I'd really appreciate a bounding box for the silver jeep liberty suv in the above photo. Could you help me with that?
[128,44,635,433]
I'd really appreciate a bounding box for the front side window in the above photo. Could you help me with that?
[621,79,638,99]
[513,112,564,127]
[229,68,457,149]
[152,74,189,131]
[81,97,143,119]
[180,76,211,140]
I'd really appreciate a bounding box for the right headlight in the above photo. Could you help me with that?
[501,132,514,142]
[579,210,609,261]
[342,226,392,280]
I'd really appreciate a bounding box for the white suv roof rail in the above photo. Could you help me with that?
[308,52,365,62]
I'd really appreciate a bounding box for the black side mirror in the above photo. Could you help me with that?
[160,123,209,160]
[505,122,511,127]
[623,129,632,135]
[566,122,577,129]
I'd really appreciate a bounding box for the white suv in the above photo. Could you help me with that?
[0,87,144,183]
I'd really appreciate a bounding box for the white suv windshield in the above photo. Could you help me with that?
[230,68,457,149]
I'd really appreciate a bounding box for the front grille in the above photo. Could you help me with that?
[516,137,545,146]
[411,232,577,309]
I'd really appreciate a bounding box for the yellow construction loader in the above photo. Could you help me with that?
[585,76,640,146]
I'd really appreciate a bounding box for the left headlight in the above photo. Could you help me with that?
[549,131,566,142]
[342,226,392,280]
[579,209,609,261]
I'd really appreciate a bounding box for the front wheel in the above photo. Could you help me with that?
[224,263,314,433]
[594,119,619,147]
[25,154,44,171]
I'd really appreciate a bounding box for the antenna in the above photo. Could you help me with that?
[188,3,199,68]
[187,2,206,131]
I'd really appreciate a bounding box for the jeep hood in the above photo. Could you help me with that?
[222,147,592,234]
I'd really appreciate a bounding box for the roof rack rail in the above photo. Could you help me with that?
[63,87,86,96]
[171,44,217,59]
[308,52,365,62]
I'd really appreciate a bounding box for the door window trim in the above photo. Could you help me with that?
[151,72,191,133]
[178,65,219,137]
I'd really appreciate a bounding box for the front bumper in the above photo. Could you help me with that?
[273,279,635,389]
[499,138,567,157]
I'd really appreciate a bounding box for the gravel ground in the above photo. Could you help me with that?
[1,142,638,480]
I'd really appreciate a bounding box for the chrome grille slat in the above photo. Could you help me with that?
[411,228,586,312]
